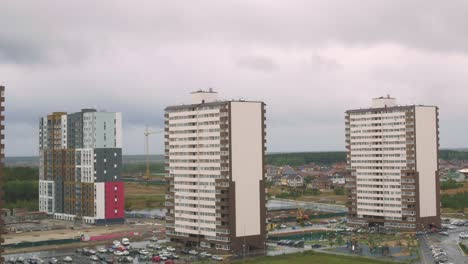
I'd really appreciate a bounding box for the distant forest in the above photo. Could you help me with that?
[266,150,468,166]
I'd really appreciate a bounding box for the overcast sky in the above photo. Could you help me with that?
[2,0,468,156]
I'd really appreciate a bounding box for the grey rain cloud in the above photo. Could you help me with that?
[2,0,468,156]
[236,55,279,72]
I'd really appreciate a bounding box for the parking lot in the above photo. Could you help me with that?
[419,220,468,264]
[5,238,227,264]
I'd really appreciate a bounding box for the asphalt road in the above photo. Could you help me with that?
[418,225,468,264]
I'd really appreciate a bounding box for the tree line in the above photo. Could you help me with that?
[266,150,468,166]
[3,167,39,211]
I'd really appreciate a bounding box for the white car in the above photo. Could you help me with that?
[89,249,96,255]
[200,252,212,257]
[114,251,124,256]
[212,255,223,261]
[122,250,130,256]
[63,256,73,262]
[122,238,130,246]
[139,249,149,255]
[150,237,158,242]
[166,246,176,252]
[113,240,121,246]
[98,247,107,253]
[189,250,198,255]
[89,255,99,261]
[459,232,468,239]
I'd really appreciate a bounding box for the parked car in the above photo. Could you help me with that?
[212,255,223,261]
[150,237,158,242]
[311,244,322,248]
[90,255,99,261]
[181,249,190,254]
[200,252,212,257]
[48,258,58,264]
[62,256,73,262]
[189,250,198,255]
[166,246,176,252]
[293,241,304,247]
[151,256,162,262]
[139,249,150,255]
[438,231,449,236]
[122,238,130,246]
[98,247,107,253]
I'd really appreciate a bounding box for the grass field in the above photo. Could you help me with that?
[442,182,468,195]
[232,251,396,264]
[268,186,347,205]
[125,182,166,210]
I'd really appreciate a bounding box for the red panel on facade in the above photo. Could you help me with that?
[105,182,125,219]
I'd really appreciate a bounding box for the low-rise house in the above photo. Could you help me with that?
[311,175,332,190]
[282,174,304,188]
[330,174,345,185]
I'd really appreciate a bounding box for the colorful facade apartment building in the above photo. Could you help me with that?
[345,96,440,231]
[38,109,124,225]
[165,90,267,253]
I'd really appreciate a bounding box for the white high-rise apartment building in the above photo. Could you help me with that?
[345,96,440,231]
[165,90,266,253]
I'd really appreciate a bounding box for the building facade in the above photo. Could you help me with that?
[165,90,267,253]
[345,96,440,231]
[38,109,124,225]
[0,85,5,261]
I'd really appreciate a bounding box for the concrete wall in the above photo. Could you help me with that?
[415,106,438,217]
[230,102,263,237]
[83,112,120,149]
[105,181,125,219]
[95,182,105,219]
[93,148,122,182]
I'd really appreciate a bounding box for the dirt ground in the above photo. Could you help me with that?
[125,182,167,209]
[125,182,166,195]
[4,219,165,254]
[441,182,468,195]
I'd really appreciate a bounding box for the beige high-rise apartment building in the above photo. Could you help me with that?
[165,90,266,253]
[345,96,440,231]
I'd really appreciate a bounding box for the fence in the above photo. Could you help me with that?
[4,238,81,249]
[268,231,344,241]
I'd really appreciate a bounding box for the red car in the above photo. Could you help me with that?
[152,256,162,262]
